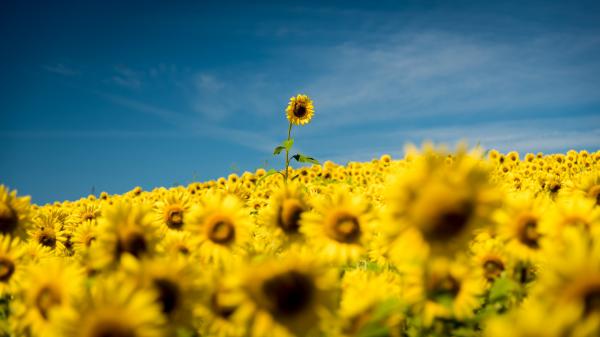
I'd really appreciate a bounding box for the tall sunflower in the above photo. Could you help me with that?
[286,94,314,125]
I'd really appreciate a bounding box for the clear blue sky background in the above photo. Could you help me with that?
[1,0,599,204]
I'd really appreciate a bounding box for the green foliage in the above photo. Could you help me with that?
[292,153,320,165]
[273,138,294,155]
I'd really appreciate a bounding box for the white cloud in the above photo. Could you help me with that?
[112,65,143,89]
[42,64,80,76]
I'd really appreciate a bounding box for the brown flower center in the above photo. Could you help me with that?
[35,286,62,320]
[483,258,505,281]
[583,286,600,316]
[117,231,147,258]
[0,202,18,235]
[423,201,473,242]
[517,214,540,249]
[587,185,600,206]
[262,270,315,316]
[207,217,235,244]
[88,320,137,337]
[277,199,304,234]
[428,274,461,300]
[0,257,15,282]
[293,104,307,118]
[211,292,237,319]
[38,230,57,248]
[328,212,361,243]
[165,205,184,229]
[153,278,180,315]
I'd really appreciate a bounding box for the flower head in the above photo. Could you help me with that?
[286,94,314,125]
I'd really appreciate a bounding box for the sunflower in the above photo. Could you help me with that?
[29,209,69,256]
[495,192,550,261]
[240,255,338,337]
[186,192,251,266]
[0,234,24,295]
[301,188,374,264]
[338,269,405,337]
[385,144,500,256]
[470,234,510,285]
[156,229,200,258]
[10,258,85,337]
[286,94,314,125]
[92,201,159,270]
[54,276,166,337]
[529,227,600,335]
[484,300,578,337]
[0,185,33,239]
[417,257,485,326]
[194,271,250,337]
[153,190,192,231]
[258,183,309,243]
[120,255,204,333]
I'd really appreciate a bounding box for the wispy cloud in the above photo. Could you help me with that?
[42,64,80,76]
[111,65,144,89]
[310,114,600,164]
[98,92,276,152]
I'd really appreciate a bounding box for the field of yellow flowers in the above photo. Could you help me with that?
[0,145,599,337]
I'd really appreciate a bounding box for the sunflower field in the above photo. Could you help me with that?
[0,96,599,337]
[0,144,598,337]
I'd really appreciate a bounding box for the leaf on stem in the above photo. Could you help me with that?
[292,153,320,165]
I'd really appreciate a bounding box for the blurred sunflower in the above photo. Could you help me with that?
[385,144,500,256]
[495,192,550,261]
[29,209,69,256]
[153,190,192,231]
[55,276,166,337]
[470,234,510,285]
[156,229,199,258]
[0,185,33,239]
[240,255,338,337]
[120,255,204,333]
[187,192,251,266]
[0,234,24,296]
[286,94,314,125]
[259,183,309,240]
[195,271,250,337]
[529,227,600,335]
[10,258,85,337]
[301,188,374,264]
[419,257,484,325]
[92,201,159,270]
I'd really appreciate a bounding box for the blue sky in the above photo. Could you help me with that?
[1,0,599,204]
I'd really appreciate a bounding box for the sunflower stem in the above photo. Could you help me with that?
[284,121,293,184]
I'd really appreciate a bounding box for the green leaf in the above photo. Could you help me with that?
[273,139,294,155]
[292,153,320,165]
[489,276,518,302]
[283,138,294,150]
